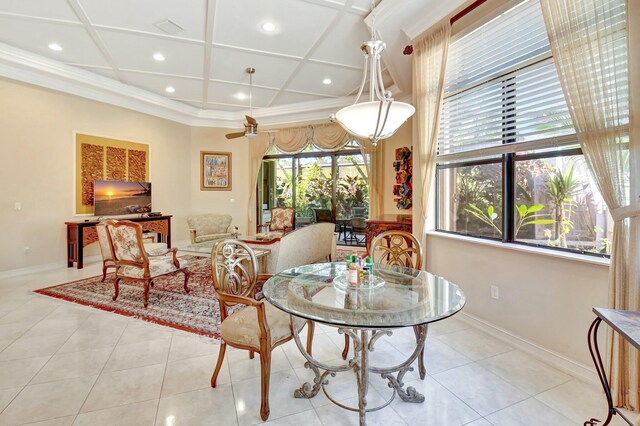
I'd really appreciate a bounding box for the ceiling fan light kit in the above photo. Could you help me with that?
[333,5,415,146]
[226,67,260,140]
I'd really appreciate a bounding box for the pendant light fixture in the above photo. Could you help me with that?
[331,1,415,145]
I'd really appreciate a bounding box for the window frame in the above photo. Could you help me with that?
[435,145,611,258]
[259,147,366,223]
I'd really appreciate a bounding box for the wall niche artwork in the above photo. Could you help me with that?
[393,146,412,210]
[75,133,149,215]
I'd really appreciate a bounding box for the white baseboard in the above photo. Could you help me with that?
[0,240,194,280]
[458,311,598,385]
[0,254,103,280]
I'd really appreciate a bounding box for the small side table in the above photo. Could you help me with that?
[586,308,640,426]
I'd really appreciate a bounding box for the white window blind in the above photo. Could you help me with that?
[437,0,629,163]
[438,0,575,161]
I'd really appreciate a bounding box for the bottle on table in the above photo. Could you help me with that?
[348,262,360,286]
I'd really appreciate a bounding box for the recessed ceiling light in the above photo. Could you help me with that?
[165,86,175,93]
[153,52,165,62]
[48,43,62,51]
[261,22,276,32]
[323,78,332,85]
[234,93,248,100]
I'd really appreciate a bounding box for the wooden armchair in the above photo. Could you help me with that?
[96,220,167,282]
[257,207,295,239]
[106,220,189,308]
[210,239,313,421]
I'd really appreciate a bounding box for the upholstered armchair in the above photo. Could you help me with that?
[107,220,189,308]
[187,214,236,244]
[210,239,313,421]
[96,220,168,282]
[256,207,295,239]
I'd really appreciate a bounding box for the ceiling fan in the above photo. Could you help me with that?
[226,67,259,140]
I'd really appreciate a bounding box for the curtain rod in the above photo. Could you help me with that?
[450,0,488,24]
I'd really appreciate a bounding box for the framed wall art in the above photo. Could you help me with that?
[74,133,149,215]
[201,151,232,191]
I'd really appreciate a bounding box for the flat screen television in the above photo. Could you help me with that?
[93,180,152,216]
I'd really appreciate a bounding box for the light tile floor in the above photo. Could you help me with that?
[0,262,631,426]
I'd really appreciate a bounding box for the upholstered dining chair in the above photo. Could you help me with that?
[96,220,168,282]
[342,230,427,379]
[256,207,295,239]
[210,239,314,421]
[106,220,189,308]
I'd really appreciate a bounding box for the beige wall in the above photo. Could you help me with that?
[426,232,609,366]
[0,78,192,272]
[189,127,251,235]
[382,118,414,215]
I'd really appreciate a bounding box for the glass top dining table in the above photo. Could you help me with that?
[263,262,466,329]
[262,262,466,425]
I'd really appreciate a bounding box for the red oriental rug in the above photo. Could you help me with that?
[34,256,225,339]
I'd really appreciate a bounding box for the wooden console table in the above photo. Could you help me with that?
[65,215,172,269]
[586,307,640,426]
[365,214,412,252]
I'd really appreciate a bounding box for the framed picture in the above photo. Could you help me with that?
[200,151,232,191]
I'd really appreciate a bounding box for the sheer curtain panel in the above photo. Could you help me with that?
[541,0,639,412]
[412,23,451,255]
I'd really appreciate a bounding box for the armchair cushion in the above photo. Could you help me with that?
[221,302,302,349]
[254,231,284,241]
[144,242,169,256]
[187,214,235,244]
[119,257,188,279]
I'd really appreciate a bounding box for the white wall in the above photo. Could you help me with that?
[426,232,610,367]
[0,78,192,272]
[189,127,251,235]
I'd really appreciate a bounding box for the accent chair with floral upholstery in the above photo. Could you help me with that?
[187,214,236,244]
[107,220,189,308]
[256,207,295,240]
[210,239,313,421]
[96,220,168,282]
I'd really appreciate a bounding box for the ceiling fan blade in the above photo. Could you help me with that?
[246,115,257,126]
[225,132,246,139]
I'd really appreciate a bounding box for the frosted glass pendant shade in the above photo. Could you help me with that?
[335,101,415,142]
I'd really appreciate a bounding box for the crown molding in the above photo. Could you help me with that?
[0,43,367,127]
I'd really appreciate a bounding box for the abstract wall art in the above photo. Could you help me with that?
[393,146,412,210]
[75,134,149,215]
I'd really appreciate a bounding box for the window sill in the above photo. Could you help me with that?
[425,230,610,267]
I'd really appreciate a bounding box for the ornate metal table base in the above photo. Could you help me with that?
[291,319,428,426]
[585,317,634,426]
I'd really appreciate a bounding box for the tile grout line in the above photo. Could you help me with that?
[72,317,129,420]
[153,332,173,425]
[0,306,94,417]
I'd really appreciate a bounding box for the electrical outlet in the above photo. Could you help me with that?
[491,285,499,300]
[23,246,30,254]
[14,202,21,211]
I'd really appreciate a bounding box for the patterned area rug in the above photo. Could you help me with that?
[335,245,367,261]
[34,256,224,339]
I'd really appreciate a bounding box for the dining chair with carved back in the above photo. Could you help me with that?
[341,230,427,379]
[210,239,314,421]
[106,220,189,308]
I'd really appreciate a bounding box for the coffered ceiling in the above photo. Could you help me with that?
[0,0,466,126]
